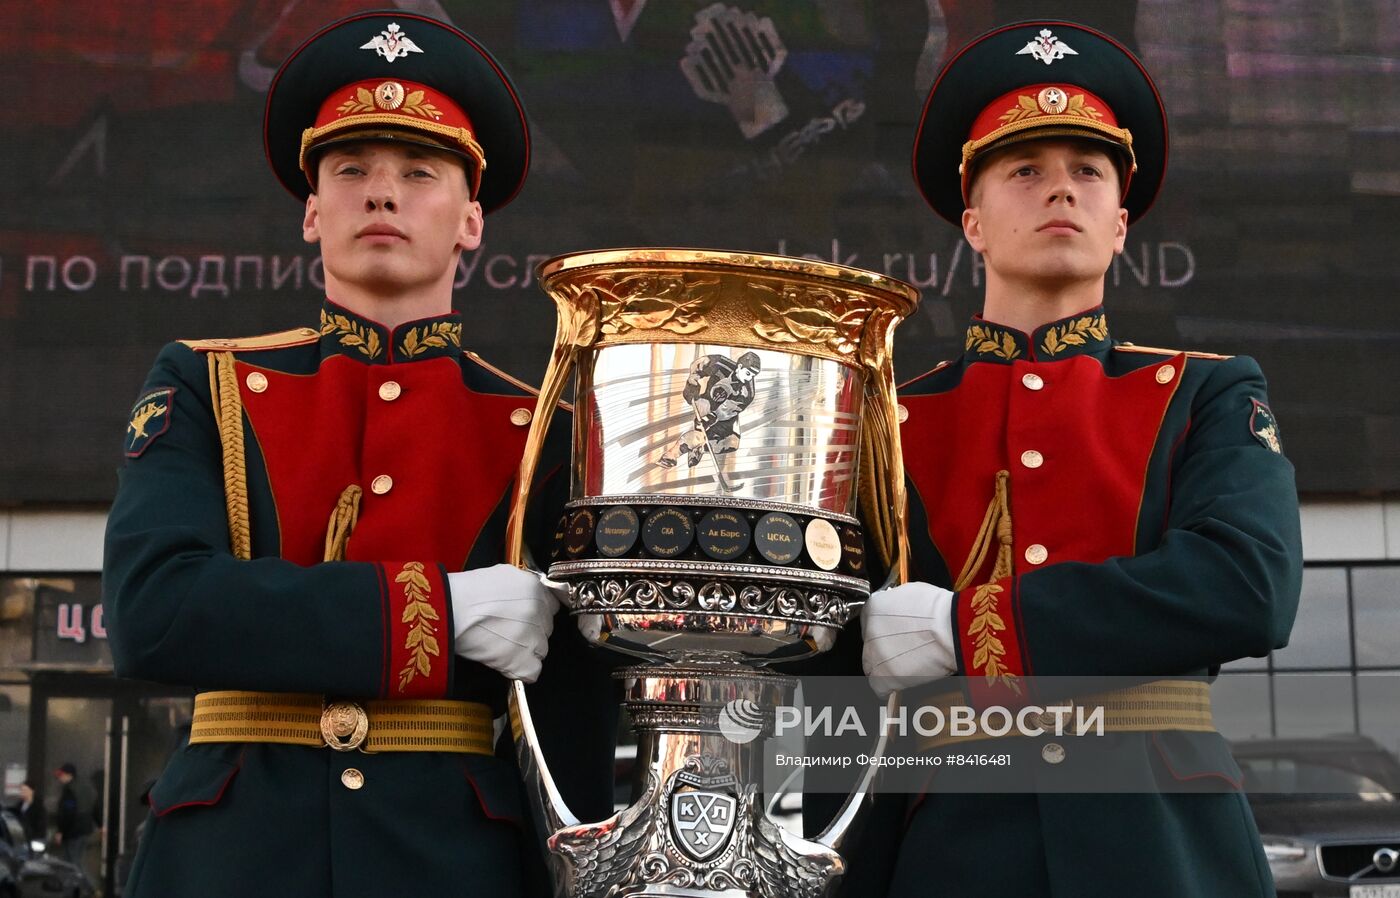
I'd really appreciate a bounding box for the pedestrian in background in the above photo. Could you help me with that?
[52,763,93,876]
[9,781,46,842]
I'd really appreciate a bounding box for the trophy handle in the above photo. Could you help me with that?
[858,310,911,585]
[821,341,908,861]
[504,299,593,870]
[505,339,577,571]
[508,680,582,837]
[813,691,900,854]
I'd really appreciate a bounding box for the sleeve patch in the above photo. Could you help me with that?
[125,387,176,458]
[1249,398,1282,454]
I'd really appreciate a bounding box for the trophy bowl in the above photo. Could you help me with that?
[520,248,917,663]
[506,249,918,898]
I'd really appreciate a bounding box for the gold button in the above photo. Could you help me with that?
[510,407,533,426]
[378,381,401,401]
[1025,544,1048,565]
[1022,373,1044,391]
[341,768,365,790]
[1041,742,1066,764]
[246,372,268,393]
[371,475,393,495]
[1020,450,1044,469]
[1155,364,1175,384]
[896,404,909,423]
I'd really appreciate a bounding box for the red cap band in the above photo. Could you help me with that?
[960,83,1135,204]
[299,79,486,193]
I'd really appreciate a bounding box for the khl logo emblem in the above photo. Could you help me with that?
[670,790,737,861]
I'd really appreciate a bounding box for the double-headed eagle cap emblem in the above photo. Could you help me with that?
[359,22,423,63]
[1016,28,1079,66]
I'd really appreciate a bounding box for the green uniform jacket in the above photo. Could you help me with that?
[103,300,615,898]
[864,308,1302,897]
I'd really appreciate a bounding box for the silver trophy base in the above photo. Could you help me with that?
[542,664,845,898]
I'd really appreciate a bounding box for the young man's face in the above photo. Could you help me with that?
[962,139,1128,288]
[303,141,483,298]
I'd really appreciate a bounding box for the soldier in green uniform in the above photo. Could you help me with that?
[103,11,612,897]
[858,20,1303,897]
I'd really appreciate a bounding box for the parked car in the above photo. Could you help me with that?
[0,810,93,898]
[1234,735,1400,898]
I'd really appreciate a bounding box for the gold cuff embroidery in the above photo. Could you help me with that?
[396,562,441,692]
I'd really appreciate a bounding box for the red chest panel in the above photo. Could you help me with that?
[900,353,1185,583]
[237,355,529,567]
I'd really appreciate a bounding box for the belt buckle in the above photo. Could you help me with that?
[321,700,369,752]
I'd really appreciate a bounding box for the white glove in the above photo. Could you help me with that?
[446,564,563,683]
[861,581,958,697]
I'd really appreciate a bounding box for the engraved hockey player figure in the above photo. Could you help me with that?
[658,351,762,472]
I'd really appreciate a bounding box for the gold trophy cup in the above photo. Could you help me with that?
[506,249,918,897]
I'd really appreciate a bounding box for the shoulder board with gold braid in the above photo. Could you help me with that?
[1113,342,1233,360]
[464,350,574,412]
[179,327,320,353]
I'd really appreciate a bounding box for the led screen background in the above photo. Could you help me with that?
[2,0,1397,501]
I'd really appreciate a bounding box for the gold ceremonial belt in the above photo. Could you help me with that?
[915,679,1214,753]
[189,691,495,755]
